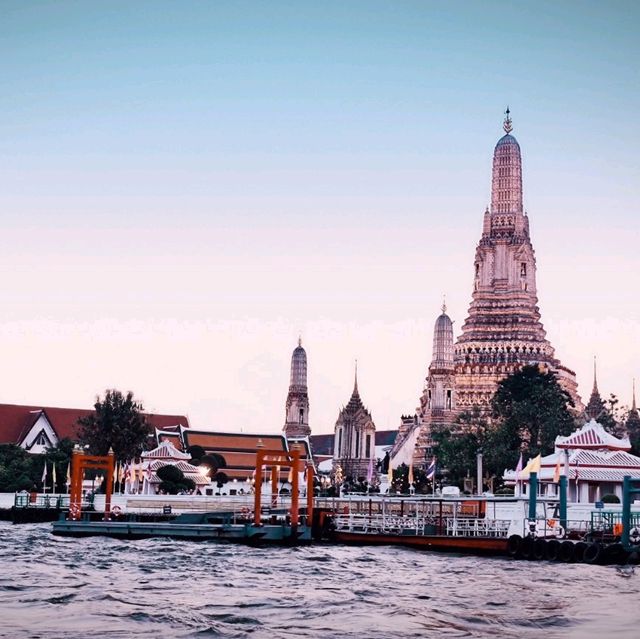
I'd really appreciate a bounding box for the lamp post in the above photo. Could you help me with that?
[476,449,483,496]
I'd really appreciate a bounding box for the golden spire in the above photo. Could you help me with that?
[442,295,447,315]
[503,106,513,134]
[298,334,302,347]
[354,359,358,393]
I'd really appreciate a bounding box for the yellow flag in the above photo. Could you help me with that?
[408,462,414,485]
[52,463,57,489]
[553,456,561,483]
[387,462,393,484]
[530,454,541,473]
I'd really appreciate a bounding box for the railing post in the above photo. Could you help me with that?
[559,475,567,532]
[622,475,631,549]
[528,472,538,521]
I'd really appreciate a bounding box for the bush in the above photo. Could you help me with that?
[601,493,620,504]
[156,464,184,484]
[187,445,205,462]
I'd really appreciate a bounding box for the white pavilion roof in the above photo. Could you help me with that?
[142,439,192,461]
[555,419,630,451]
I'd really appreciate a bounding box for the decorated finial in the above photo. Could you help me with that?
[592,355,599,393]
[298,335,302,347]
[503,106,513,134]
[354,359,358,393]
[442,295,447,315]
[633,378,637,411]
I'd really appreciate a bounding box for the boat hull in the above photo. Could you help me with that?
[331,530,508,555]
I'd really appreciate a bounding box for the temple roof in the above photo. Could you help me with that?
[495,133,520,148]
[142,439,191,460]
[555,419,630,451]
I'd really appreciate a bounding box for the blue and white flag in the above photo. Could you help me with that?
[426,458,437,480]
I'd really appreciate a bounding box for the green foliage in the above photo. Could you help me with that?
[214,471,229,487]
[156,464,195,494]
[77,390,150,463]
[490,364,575,462]
[432,407,488,485]
[199,453,227,478]
[388,463,431,495]
[0,445,39,492]
[601,493,620,504]
[186,445,205,462]
[431,366,576,488]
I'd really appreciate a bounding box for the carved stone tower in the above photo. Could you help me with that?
[453,109,581,415]
[333,364,377,480]
[585,357,605,420]
[413,302,457,462]
[283,338,311,438]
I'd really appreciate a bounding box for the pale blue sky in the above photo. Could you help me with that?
[0,1,638,431]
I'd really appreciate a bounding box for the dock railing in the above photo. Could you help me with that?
[332,512,512,538]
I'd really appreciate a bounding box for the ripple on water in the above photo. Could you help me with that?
[1,522,640,639]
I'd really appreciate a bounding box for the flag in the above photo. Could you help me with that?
[41,461,48,484]
[407,461,414,486]
[387,461,393,484]
[514,453,523,481]
[287,466,293,484]
[426,457,437,481]
[367,457,374,484]
[530,454,541,473]
[139,464,145,483]
[52,463,57,491]
[553,456,561,483]
[65,462,70,486]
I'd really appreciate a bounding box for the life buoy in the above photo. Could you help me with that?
[111,505,122,516]
[629,526,640,545]
[555,525,565,539]
[527,519,538,537]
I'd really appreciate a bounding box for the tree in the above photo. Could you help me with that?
[0,445,39,492]
[597,394,626,438]
[77,390,150,462]
[432,408,489,485]
[186,445,205,463]
[156,464,195,494]
[489,365,576,476]
[199,453,227,478]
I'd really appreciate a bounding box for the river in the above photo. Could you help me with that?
[1,522,638,638]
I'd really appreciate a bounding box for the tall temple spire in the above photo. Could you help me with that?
[490,107,523,217]
[283,339,310,438]
[626,377,640,433]
[633,378,637,412]
[354,359,358,394]
[585,356,605,420]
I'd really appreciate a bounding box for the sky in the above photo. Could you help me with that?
[0,1,638,434]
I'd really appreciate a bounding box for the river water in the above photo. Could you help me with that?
[1,522,638,639]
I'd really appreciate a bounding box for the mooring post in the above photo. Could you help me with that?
[559,475,567,532]
[622,475,631,549]
[528,471,538,521]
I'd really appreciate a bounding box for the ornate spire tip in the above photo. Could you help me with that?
[503,106,513,134]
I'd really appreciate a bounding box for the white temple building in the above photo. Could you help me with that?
[130,440,209,495]
[504,420,640,502]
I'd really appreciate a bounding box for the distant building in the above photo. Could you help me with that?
[0,402,188,454]
[503,420,640,502]
[391,111,582,470]
[585,357,606,421]
[283,338,311,439]
[332,366,377,480]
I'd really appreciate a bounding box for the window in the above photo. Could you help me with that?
[520,262,527,277]
[355,431,360,457]
[337,428,342,457]
[446,390,452,410]
[299,408,304,423]
[365,434,371,458]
